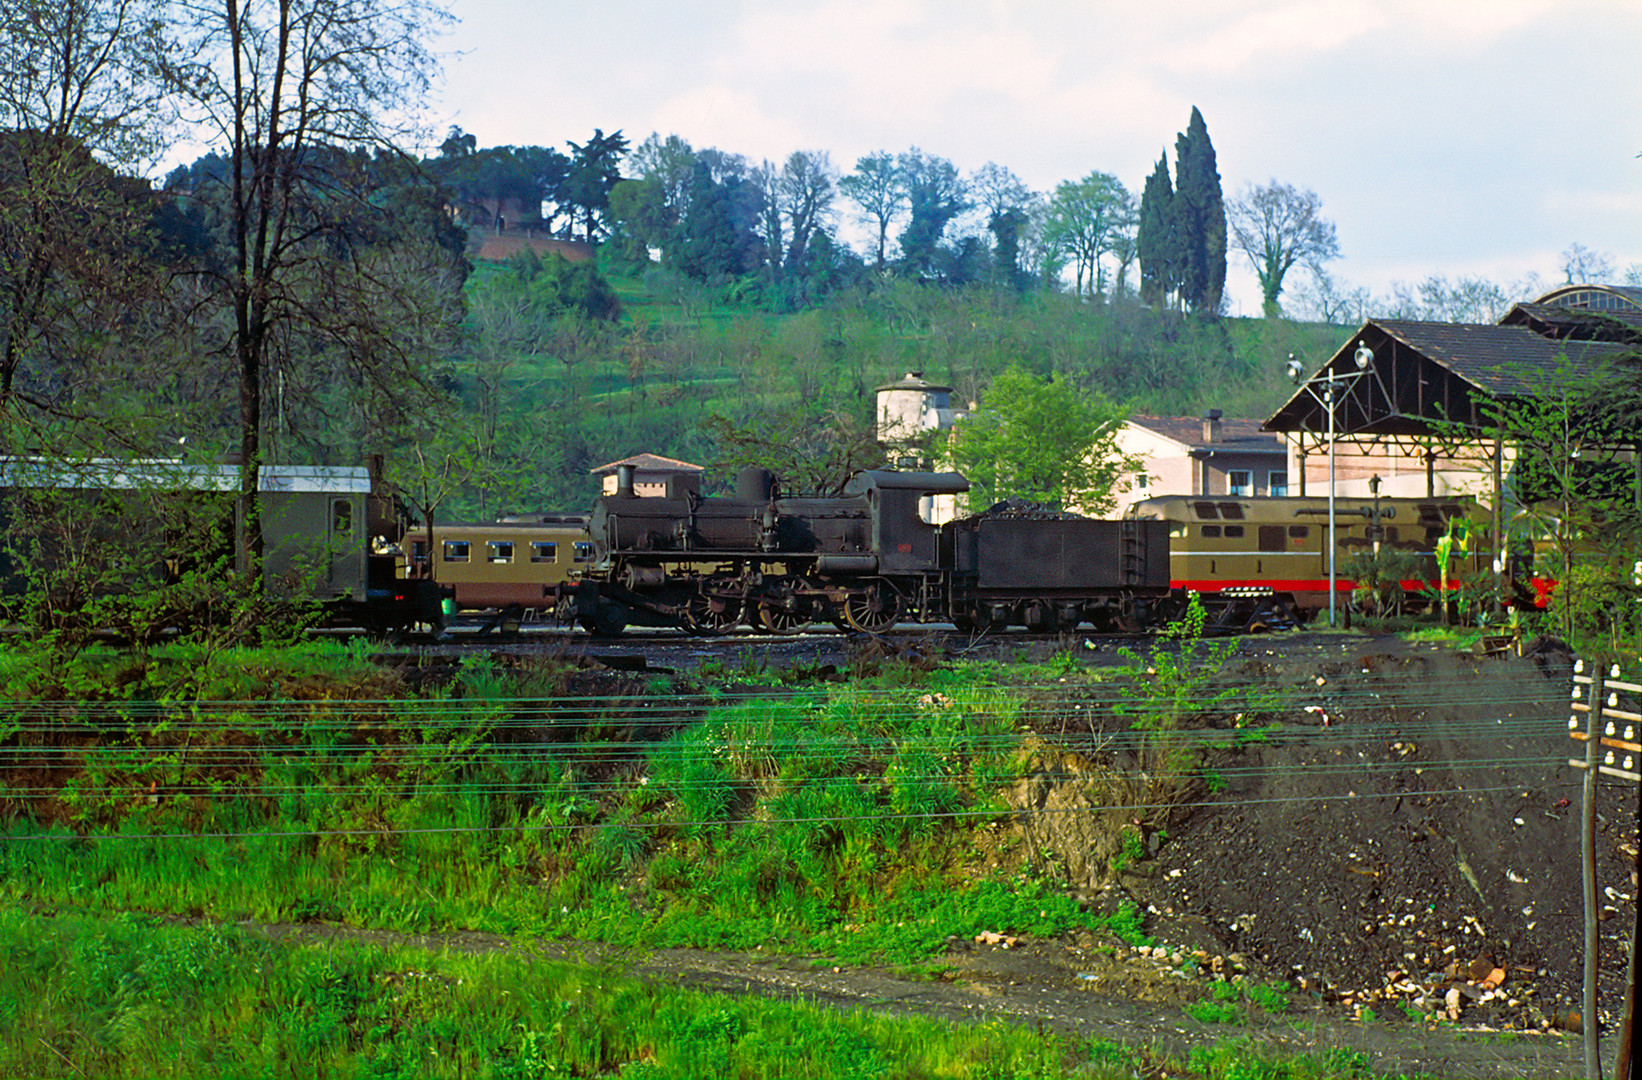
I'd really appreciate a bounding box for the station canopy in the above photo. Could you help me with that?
[1264,284,1642,458]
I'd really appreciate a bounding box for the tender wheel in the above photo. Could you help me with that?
[757,602,809,635]
[842,586,900,633]
[685,592,741,634]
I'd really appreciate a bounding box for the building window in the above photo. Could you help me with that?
[1269,470,1289,497]
[332,499,353,537]
[1227,470,1252,496]
[1133,472,1150,492]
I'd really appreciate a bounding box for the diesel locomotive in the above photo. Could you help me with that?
[1126,492,1491,620]
[572,465,1172,635]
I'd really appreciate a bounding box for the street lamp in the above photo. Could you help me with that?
[1288,345,1374,627]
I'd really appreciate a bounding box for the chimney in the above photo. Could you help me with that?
[1202,409,1223,443]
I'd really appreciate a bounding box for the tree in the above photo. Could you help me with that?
[896,148,968,278]
[1227,180,1339,317]
[610,133,696,266]
[0,0,183,452]
[950,367,1135,512]
[838,150,905,270]
[1171,107,1226,315]
[702,407,887,496]
[1477,356,1641,642]
[1041,172,1133,298]
[163,0,457,564]
[1380,273,1506,323]
[971,162,1037,289]
[1560,242,1614,285]
[0,0,173,162]
[0,132,180,450]
[673,158,760,281]
[562,128,628,242]
[774,150,835,276]
[1136,154,1176,307]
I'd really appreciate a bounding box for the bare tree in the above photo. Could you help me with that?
[775,149,835,272]
[1559,242,1614,285]
[838,151,904,270]
[1227,180,1339,317]
[161,0,455,563]
[0,0,173,160]
[1288,266,1368,325]
[0,0,182,451]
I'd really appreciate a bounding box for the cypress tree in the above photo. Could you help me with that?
[1137,154,1175,307]
[1173,106,1226,316]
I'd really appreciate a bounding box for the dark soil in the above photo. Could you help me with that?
[375,626,1637,1077]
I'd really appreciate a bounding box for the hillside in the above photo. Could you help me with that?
[442,257,1351,515]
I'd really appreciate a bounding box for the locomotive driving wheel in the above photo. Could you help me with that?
[757,602,809,635]
[842,584,900,633]
[684,592,741,635]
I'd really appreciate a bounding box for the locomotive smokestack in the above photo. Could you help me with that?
[616,463,636,497]
[1203,409,1223,443]
[735,466,775,502]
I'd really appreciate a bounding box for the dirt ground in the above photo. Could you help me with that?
[386,627,1639,1077]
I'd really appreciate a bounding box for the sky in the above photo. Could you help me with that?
[427,0,1642,317]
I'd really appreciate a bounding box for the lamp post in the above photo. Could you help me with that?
[1287,345,1375,627]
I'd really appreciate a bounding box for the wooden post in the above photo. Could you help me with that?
[1583,663,1608,1080]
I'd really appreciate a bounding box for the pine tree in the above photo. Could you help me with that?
[1137,154,1175,307]
[1172,107,1226,315]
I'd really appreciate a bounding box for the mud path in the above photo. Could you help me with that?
[253,919,1598,1079]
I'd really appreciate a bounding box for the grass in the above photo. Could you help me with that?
[0,907,1455,1080]
[0,907,1145,1079]
[0,633,1478,1078]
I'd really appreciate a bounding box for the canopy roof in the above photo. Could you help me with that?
[1266,285,1639,445]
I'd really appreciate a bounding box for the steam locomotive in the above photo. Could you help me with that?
[572,465,1172,635]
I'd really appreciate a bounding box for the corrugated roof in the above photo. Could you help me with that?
[1370,319,1631,397]
[1498,302,1642,340]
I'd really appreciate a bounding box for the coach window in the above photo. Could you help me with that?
[573,541,594,562]
[443,540,471,563]
[1227,470,1252,497]
[1222,524,1245,538]
[1201,525,1222,538]
[1288,525,1309,539]
[410,540,430,570]
[1258,525,1285,550]
[1268,471,1288,497]
[332,499,353,537]
[530,541,558,563]
[1192,501,1219,519]
[1217,502,1245,520]
[487,541,514,564]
